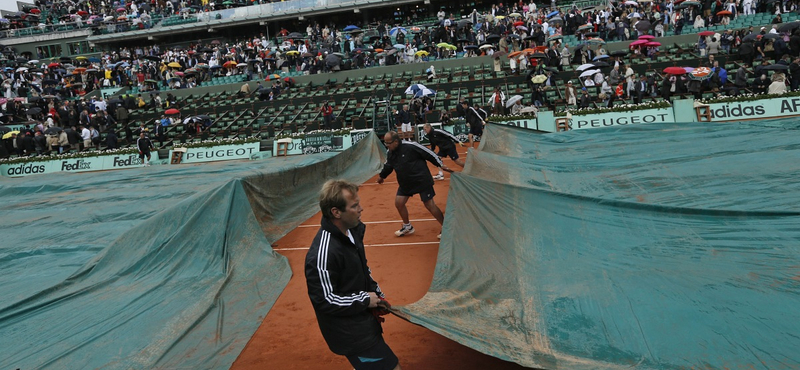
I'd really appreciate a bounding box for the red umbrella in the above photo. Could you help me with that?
[77,10,88,16]
[638,35,655,40]
[629,40,648,47]
[29,8,40,14]
[47,62,60,68]
[663,67,686,75]
[116,7,126,12]
[165,108,180,115]
[698,31,714,36]
[717,10,732,16]
[646,41,661,47]
[222,61,237,68]
[513,21,524,27]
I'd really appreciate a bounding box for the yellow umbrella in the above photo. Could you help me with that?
[415,50,429,56]
[2,130,20,139]
[75,56,88,60]
[286,50,300,56]
[167,62,182,68]
[531,75,548,84]
[495,15,505,20]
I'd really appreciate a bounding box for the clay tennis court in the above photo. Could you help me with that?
[231,155,527,370]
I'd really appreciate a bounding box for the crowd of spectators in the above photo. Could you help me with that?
[3,0,800,158]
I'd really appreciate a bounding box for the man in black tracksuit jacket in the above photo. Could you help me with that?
[377,131,452,238]
[306,180,399,370]
[424,124,465,176]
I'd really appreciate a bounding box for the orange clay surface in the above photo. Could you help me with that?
[231,155,527,370]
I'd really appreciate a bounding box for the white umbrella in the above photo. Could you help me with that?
[405,83,428,95]
[16,67,28,72]
[625,0,638,5]
[479,44,494,50]
[576,63,598,71]
[580,69,600,78]
[519,106,538,114]
[506,95,523,108]
[413,87,436,98]
[628,12,642,18]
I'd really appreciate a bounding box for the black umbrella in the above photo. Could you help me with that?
[763,33,781,40]
[762,64,790,70]
[530,52,547,58]
[635,20,651,33]
[26,107,42,115]
[143,55,161,62]
[593,61,610,68]
[486,34,501,42]
[742,33,758,42]
[15,57,27,63]
[585,32,599,37]
[778,21,800,33]
[59,56,71,62]
[324,54,342,67]
[28,96,41,102]
[509,34,521,39]
[0,126,10,133]
[523,35,537,41]
[44,126,62,135]
[287,32,303,38]
[464,45,479,50]
[610,50,628,57]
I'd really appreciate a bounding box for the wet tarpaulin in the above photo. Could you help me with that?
[0,134,385,369]
[396,122,800,369]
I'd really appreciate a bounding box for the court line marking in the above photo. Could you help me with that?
[298,218,437,228]
[273,241,440,251]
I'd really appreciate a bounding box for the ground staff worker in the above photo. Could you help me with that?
[423,123,465,181]
[136,132,154,166]
[305,180,399,370]
[378,131,453,238]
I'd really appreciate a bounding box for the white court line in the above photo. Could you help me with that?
[274,241,439,251]
[298,218,437,228]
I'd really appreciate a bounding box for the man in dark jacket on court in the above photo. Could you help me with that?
[305,180,399,370]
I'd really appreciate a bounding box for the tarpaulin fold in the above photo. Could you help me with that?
[396,122,800,369]
[0,133,385,369]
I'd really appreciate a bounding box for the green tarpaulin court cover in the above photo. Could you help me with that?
[0,135,385,369]
[397,121,800,369]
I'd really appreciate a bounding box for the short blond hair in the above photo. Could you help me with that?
[319,180,359,219]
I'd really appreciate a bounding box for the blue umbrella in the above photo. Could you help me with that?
[343,25,360,32]
[88,57,101,63]
[389,27,407,36]
[0,18,9,23]
[393,44,406,49]
[547,10,559,18]
[414,88,436,98]
[592,55,610,61]
[404,83,427,95]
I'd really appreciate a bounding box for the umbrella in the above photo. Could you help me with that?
[530,52,547,59]
[486,34,501,42]
[577,63,597,71]
[16,67,28,72]
[762,64,790,71]
[409,26,422,33]
[265,73,281,80]
[415,50,429,56]
[690,67,712,80]
[630,40,649,46]
[531,75,547,84]
[638,35,655,40]
[742,34,758,42]
[144,79,157,84]
[509,12,521,17]
[505,95,523,108]
[26,107,42,115]
[196,63,210,69]
[494,15,505,20]
[0,125,10,133]
[549,16,563,24]
[464,45,479,50]
[663,67,686,75]
[634,20,651,33]
[593,55,610,61]
[29,59,39,64]
[625,0,638,5]
[287,32,303,38]
[508,51,523,58]
[413,88,436,98]
[167,62,182,68]
[592,61,610,68]
[394,44,406,49]
[2,130,19,139]
[778,21,800,33]
[547,10,559,17]
[646,41,661,47]
[285,50,300,56]
[165,108,180,115]
[343,25,360,32]
[578,24,593,31]
[44,126,62,135]
[389,27,407,36]
[516,25,528,31]
[222,61,237,68]
[47,62,60,68]
[580,69,599,78]
[479,44,494,50]
[587,37,606,45]
[143,55,161,62]
[764,33,781,40]
[698,30,715,37]
[492,51,507,59]
[547,34,563,42]
[717,10,732,16]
